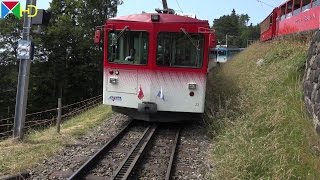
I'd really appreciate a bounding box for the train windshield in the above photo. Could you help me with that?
[156,32,204,68]
[218,50,227,56]
[108,31,148,65]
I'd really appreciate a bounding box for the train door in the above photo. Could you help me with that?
[152,31,207,113]
[104,30,149,107]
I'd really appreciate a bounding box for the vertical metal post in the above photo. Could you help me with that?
[7,106,10,132]
[226,34,228,48]
[162,0,168,10]
[13,0,37,140]
[57,98,62,133]
[7,106,10,118]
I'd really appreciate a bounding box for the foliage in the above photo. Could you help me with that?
[0,14,22,65]
[0,0,122,118]
[212,9,260,48]
[0,14,22,118]
[206,39,320,179]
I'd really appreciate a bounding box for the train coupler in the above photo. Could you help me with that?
[138,102,157,113]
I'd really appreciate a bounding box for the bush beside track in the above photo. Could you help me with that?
[205,37,320,179]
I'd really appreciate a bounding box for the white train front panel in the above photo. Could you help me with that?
[103,69,207,113]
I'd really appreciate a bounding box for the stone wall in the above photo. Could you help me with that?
[303,30,320,134]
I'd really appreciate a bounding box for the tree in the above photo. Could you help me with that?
[0,14,22,65]
[0,14,22,118]
[0,0,123,116]
[212,9,260,48]
[32,0,123,111]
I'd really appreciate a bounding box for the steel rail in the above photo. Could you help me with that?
[68,120,133,180]
[112,124,158,180]
[165,127,181,180]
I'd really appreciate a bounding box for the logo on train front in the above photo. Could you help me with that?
[0,0,38,19]
[108,96,122,102]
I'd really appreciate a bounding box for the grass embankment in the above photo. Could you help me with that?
[206,39,320,179]
[0,105,111,175]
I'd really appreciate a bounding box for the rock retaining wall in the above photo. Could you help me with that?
[303,30,320,134]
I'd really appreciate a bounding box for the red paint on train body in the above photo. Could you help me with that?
[260,0,320,41]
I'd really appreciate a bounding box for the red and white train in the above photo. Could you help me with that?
[260,0,320,41]
[94,12,215,121]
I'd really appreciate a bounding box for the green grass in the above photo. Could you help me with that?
[206,39,320,179]
[0,105,112,175]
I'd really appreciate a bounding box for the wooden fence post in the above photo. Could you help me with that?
[57,98,62,133]
[7,106,10,132]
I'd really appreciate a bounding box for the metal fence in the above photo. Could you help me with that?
[0,95,103,140]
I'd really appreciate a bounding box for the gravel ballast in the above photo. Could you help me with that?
[26,114,213,180]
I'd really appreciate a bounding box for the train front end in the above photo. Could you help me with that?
[98,13,215,122]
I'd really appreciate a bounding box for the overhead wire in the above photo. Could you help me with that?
[256,0,276,8]
[175,0,183,13]
[256,1,270,13]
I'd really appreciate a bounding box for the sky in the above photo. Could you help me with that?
[20,0,286,25]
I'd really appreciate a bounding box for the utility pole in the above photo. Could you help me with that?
[226,34,237,48]
[13,0,37,140]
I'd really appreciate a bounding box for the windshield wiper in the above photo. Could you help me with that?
[180,28,200,51]
[112,26,129,45]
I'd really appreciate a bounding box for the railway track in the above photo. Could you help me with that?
[68,121,181,180]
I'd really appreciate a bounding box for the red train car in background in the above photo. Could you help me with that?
[260,0,320,41]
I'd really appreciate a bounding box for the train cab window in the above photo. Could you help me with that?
[156,32,204,68]
[293,0,301,15]
[260,15,272,33]
[217,50,227,56]
[108,31,148,65]
[302,0,311,11]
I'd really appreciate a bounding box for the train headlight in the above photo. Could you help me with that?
[151,14,160,22]
[188,83,197,90]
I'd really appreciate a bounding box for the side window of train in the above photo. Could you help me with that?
[280,5,286,20]
[302,0,311,11]
[156,32,204,68]
[313,0,320,7]
[286,1,293,18]
[107,31,148,65]
[293,0,301,16]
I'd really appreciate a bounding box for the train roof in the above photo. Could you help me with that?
[108,13,208,24]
